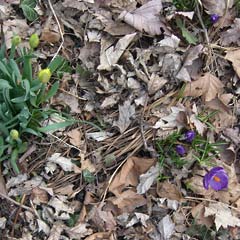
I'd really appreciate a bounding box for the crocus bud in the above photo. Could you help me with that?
[184,130,196,143]
[11,35,21,46]
[176,145,186,156]
[10,129,19,140]
[38,68,51,83]
[29,33,39,49]
[210,14,219,24]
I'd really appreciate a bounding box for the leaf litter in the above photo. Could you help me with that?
[1,0,240,239]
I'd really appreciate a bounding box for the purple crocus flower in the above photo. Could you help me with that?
[176,145,186,156]
[203,166,228,191]
[184,130,196,143]
[210,14,220,24]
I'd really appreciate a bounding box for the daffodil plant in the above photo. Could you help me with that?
[0,34,66,174]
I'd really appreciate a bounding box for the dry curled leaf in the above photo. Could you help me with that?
[183,72,224,102]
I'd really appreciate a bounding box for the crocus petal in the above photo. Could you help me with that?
[203,174,210,190]
[203,166,228,191]
[209,172,228,191]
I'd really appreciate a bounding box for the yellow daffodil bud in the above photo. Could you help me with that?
[29,33,39,49]
[11,35,21,46]
[38,68,51,83]
[10,129,19,140]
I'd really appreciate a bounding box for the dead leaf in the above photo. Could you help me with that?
[157,215,175,239]
[67,128,82,147]
[0,171,7,196]
[86,131,112,141]
[48,222,64,240]
[109,189,147,213]
[3,19,29,49]
[223,128,240,145]
[137,163,159,194]
[109,156,156,196]
[204,202,240,231]
[88,203,116,231]
[48,153,80,172]
[55,89,80,113]
[98,33,136,71]
[191,202,214,227]
[119,0,170,36]
[183,72,224,102]
[157,181,182,201]
[0,217,6,229]
[225,49,240,78]
[31,187,49,204]
[153,106,186,130]
[85,232,113,240]
[148,74,167,95]
[65,223,93,239]
[202,0,234,16]
[41,15,61,44]
[176,44,203,82]
[37,219,50,235]
[126,212,149,227]
[113,99,135,133]
[221,18,240,46]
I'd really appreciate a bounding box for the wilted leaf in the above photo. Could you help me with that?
[113,100,135,133]
[225,49,240,78]
[204,202,240,231]
[183,72,224,102]
[119,0,169,36]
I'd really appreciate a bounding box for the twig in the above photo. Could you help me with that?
[0,192,33,212]
[11,194,26,237]
[47,0,64,61]
[18,144,36,164]
[48,132,82,152]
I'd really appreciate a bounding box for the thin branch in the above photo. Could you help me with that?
[47,0,64,61]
